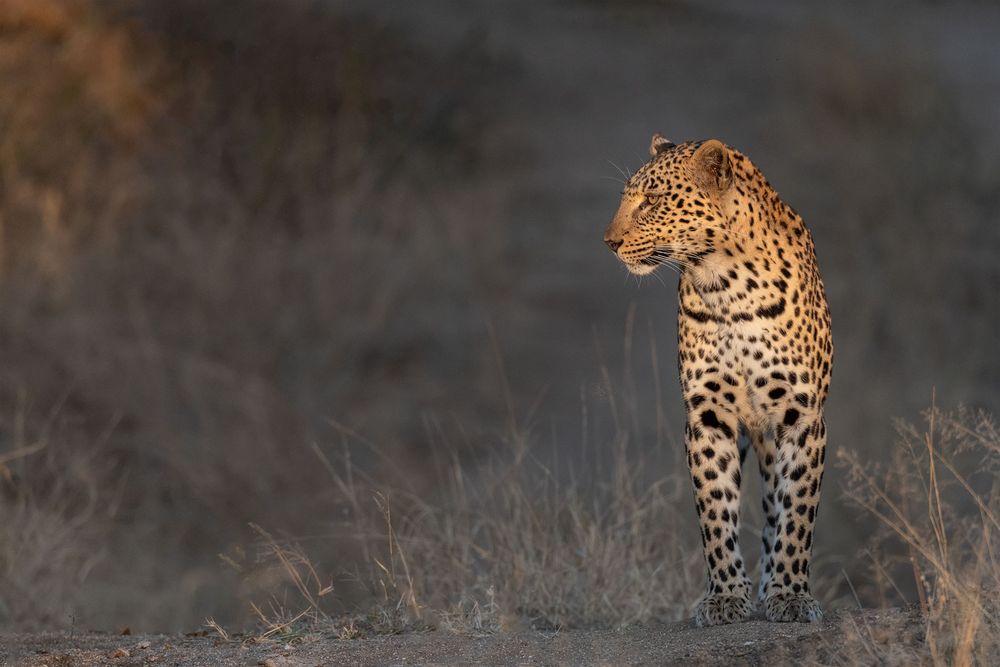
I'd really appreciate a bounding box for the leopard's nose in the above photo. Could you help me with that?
[605,237,623,253]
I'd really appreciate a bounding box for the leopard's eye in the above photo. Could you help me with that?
[644,194,661,206]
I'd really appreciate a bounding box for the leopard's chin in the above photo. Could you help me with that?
[623,256,661,275]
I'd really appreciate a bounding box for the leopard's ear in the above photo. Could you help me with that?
[692,139,732,191]
[649,133,674,156]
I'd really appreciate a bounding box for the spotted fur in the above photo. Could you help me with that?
[604,136,833,626]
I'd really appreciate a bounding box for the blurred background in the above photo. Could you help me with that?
[0,0,998,633]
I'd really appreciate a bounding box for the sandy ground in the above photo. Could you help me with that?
[2,607,922,666]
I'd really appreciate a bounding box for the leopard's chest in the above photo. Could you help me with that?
[679,308,802,427]
[717,321,789,423]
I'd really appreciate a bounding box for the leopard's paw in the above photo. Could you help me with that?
[694,592,754,627]
[763,592,823,623]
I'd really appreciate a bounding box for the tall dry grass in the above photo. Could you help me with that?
[237,329,704,635]
[837,405,1000,665]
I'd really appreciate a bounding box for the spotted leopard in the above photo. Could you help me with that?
[603,135,833,626]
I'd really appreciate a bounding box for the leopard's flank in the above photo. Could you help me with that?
[603,136,833,626]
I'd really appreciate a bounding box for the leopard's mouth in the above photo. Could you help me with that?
[624,247,712,275]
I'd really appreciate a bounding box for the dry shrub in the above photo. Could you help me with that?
[837,405,1000,665]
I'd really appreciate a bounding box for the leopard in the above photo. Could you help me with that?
[603,135,833,626]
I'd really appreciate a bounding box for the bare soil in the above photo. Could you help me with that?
[2,607,922,666]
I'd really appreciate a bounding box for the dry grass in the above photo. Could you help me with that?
[239,338,704,635]
[0,394,112,630]
[835,405,1000,665]
[241,399,1000,652]
[244,435,702,635]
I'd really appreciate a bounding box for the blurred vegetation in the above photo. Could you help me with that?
[0,0,517,630]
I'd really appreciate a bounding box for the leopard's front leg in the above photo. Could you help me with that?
[750,429,779,606]
[760,415,826,623]
[684,399,753,626]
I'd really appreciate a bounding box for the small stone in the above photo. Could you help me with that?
[110,648,130,659]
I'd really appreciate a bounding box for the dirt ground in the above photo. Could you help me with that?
[2,607,922,666]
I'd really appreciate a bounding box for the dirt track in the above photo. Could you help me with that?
[2,607,922,666]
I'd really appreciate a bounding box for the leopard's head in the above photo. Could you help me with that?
[604,136,733,275]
